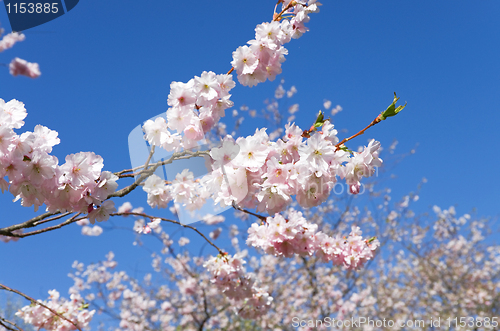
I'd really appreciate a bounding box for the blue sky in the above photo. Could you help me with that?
[1,0,499,319]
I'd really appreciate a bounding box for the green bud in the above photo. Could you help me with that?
[314,110,324,126]
[79,303,90,310]
[338,145,354,154]
[380,92,406,120]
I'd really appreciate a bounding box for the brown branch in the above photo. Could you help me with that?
[1,149,208,238]
[1,0,306,240]
[0,284,83,331]
[114,144,156,177]
[30,212,73,227]
[0,317,23,331]
[0,211,69,236]
[111,211,225,255]
[143,144,155,171]
[14,213,84,238]
[114,164,145,176]
[273,0,298,21]
[108,149,208,200]
[335,115,382,152]
[231,202,267,222]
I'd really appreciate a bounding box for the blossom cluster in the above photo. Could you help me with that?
[68,250,274,329]
[143,118,383,220]
[0,99,117,222]
[142,71,236,153]
[231,0,320,86]
[9,57,41,78]
[0,31,25,52]
[211,123,381,213]
[69,253,158,330]
[0,31,41,78]
[432,205,470,240]
[71,254,167,330]
[140,2,334,215]
[203,252,273,319]
[141,1,320,149]
[247,210,379,269]
[76,218,104,236]
[15,290,95,331]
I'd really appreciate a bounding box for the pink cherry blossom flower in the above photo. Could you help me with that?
[143,174,171,209]
[202,214,225,225]
[118,201,133,214]
[217,74,236,97]
[9,57,41,78]
[183,119,204,141]
[167,80,196,109]
[255,21,282,47]
[195,71,220,105]
[231,45,259,75]
[88,200,116,224]
[32,125,60,153]
[210,228,222,240]
[143,117,169,147]
[298,132,335,177]
[16,290,95,331]
[166,106,194,133]
[232,134,270,170]
[0,98,27,129]
[92,171,119,201]
[236,68,267,87]
[59,152,104,188]
[0,32,25,51]
[142,116,183,151]
[81,225,103,236]
[133,219,146,233]
[178,237,190,246]
[210,138,240,168]
[21,150,58,185]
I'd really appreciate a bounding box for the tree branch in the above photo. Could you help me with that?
[0,284,83,331]
[112,211,225,256]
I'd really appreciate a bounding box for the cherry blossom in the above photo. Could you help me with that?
[16,290,95,331]
[0,2,434,330]
[1,27,41,78]
[0,32,25,51]
[9,57,41,78]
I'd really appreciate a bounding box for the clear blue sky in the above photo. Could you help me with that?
[1,0,499,317]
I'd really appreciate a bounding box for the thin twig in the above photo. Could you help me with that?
[111,211,225,255]
[1,149,209,238]
[335,116,382,151]
[232,202,267,222]
[0,284,82,331]
[0,317,23,331]
[0,211,69,236]
[273,0,297,21]
[114,141,155,177]
[15,213,84,238]
[108,149,208,199]
[31,212,74,227]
